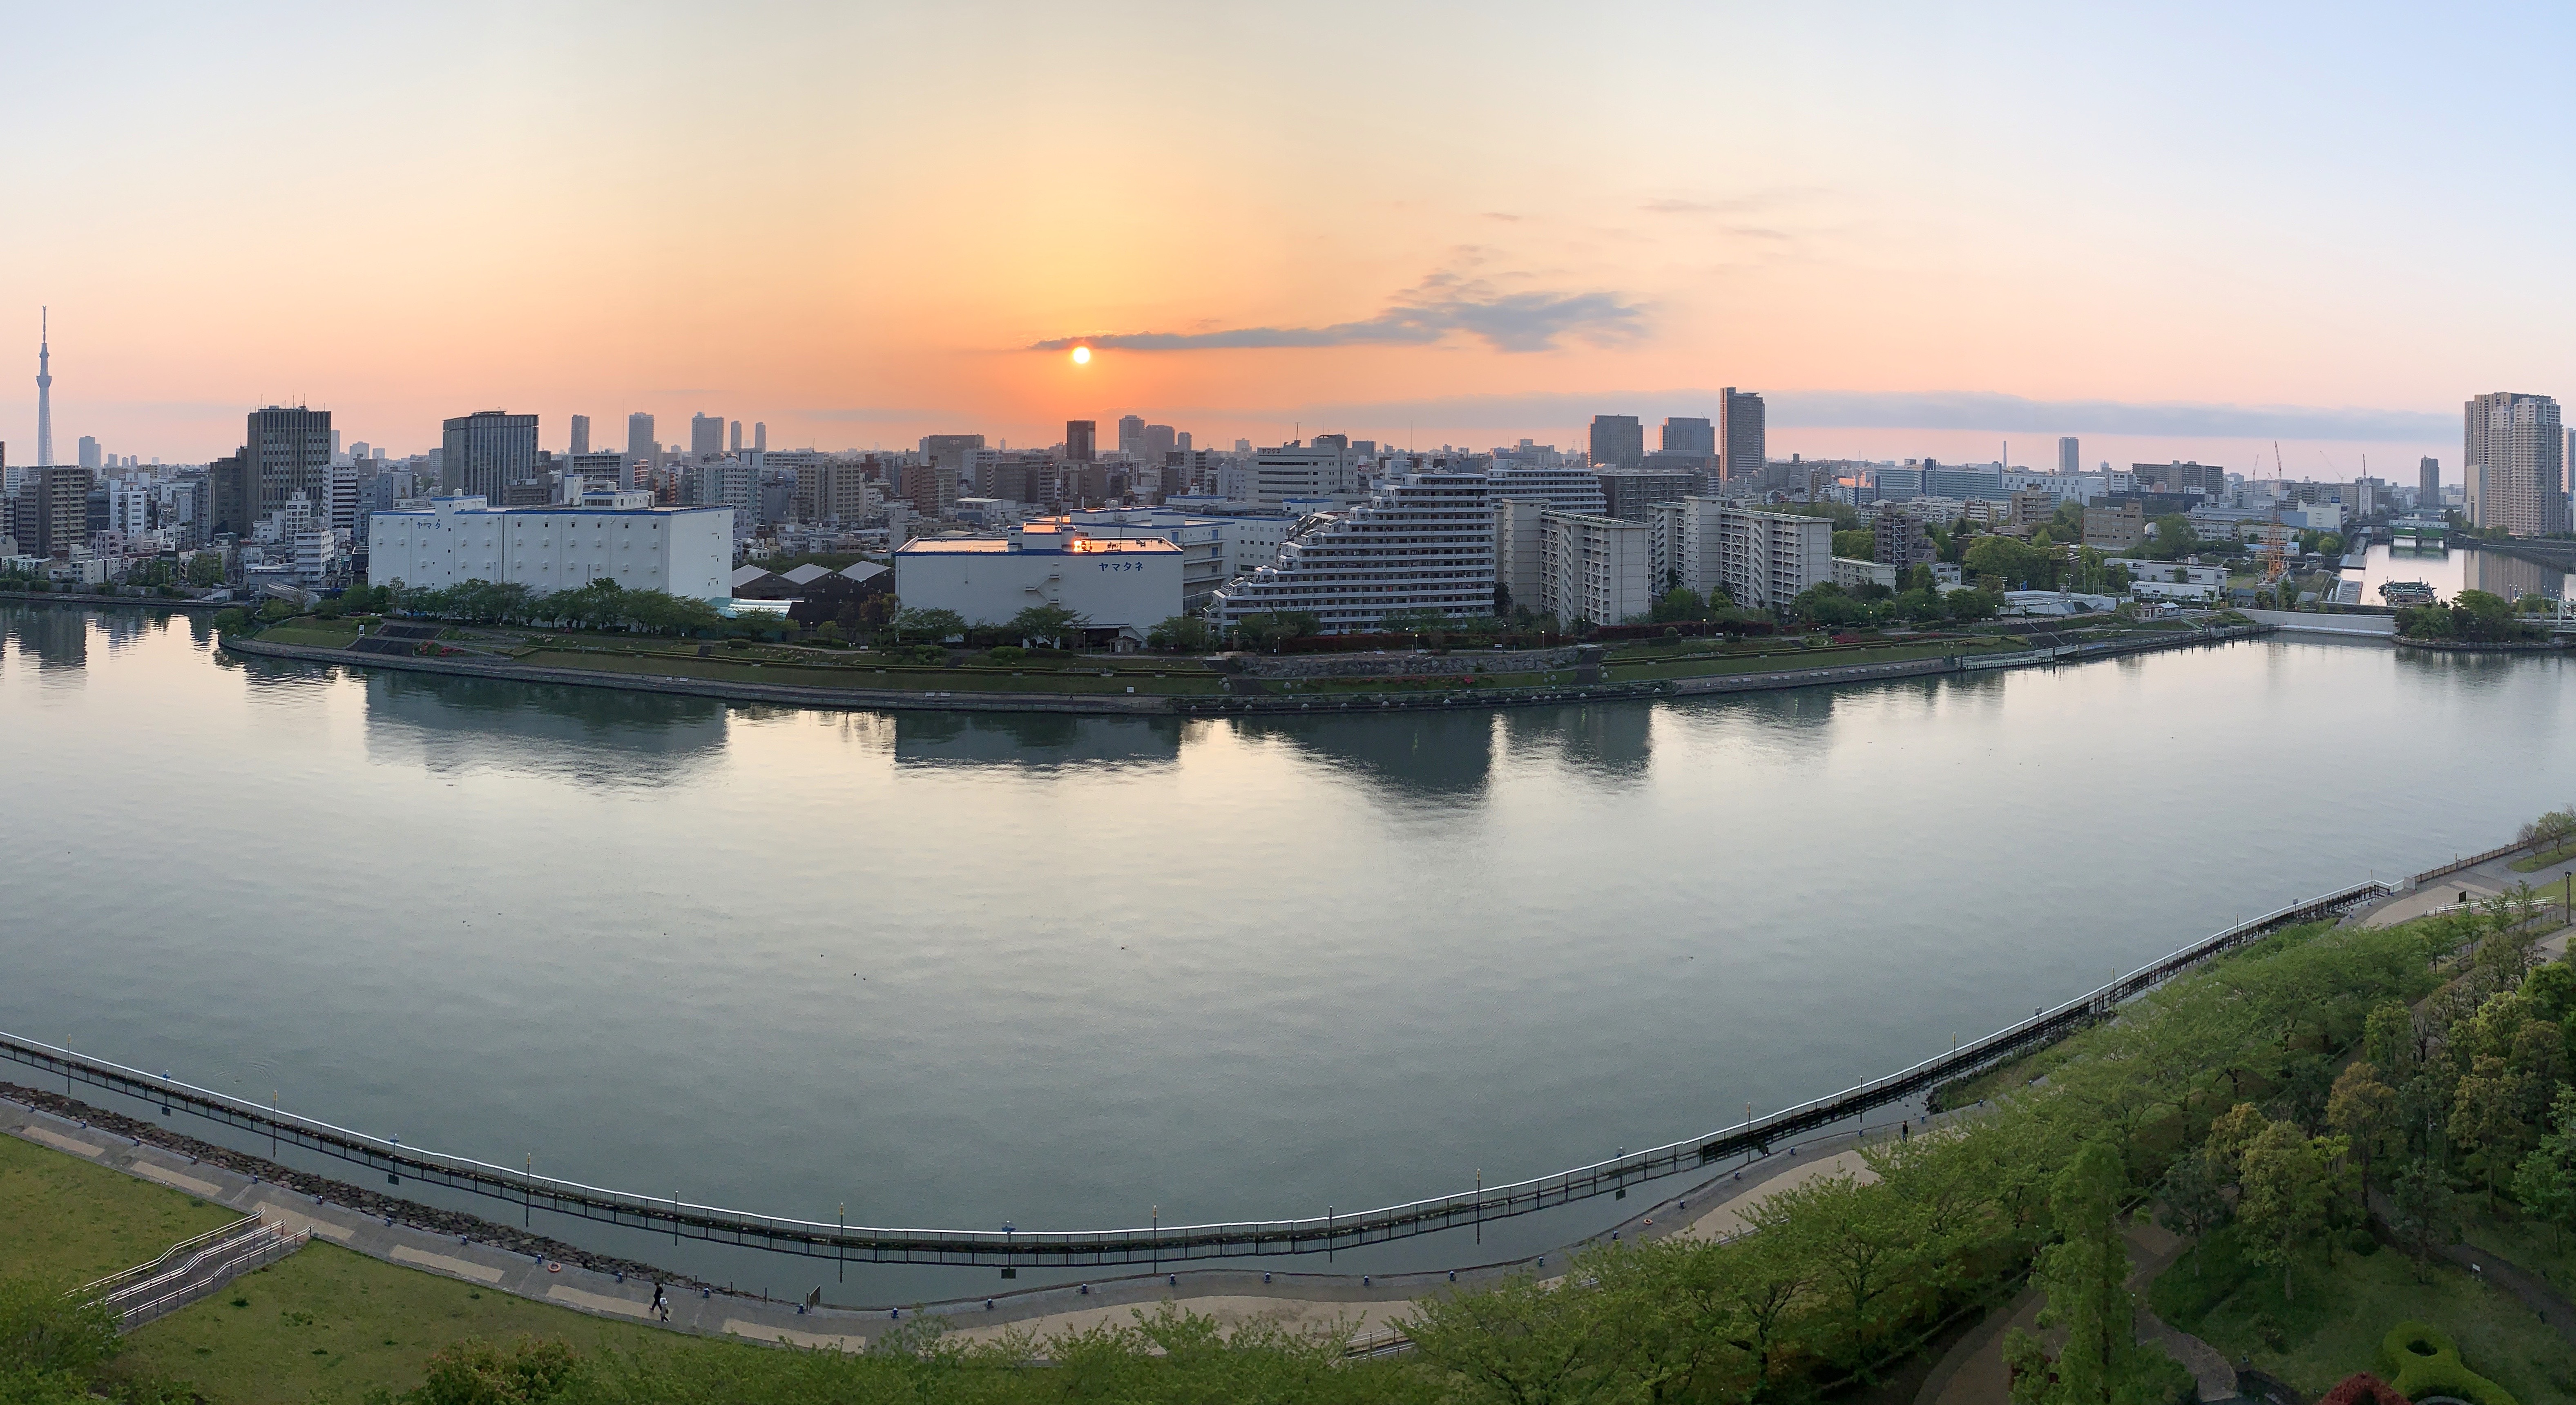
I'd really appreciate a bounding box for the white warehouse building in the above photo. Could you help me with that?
[367,493,734,599]
[894,521,1183,636]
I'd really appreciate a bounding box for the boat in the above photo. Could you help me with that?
[2380,580,2438,607]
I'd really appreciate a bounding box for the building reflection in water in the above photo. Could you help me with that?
[890,710,1185,770]
[1232,707,1498,802]
[361,671,730,786]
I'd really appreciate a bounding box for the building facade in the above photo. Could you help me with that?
[1720,388,1766,483]
[440,410,539,501]
[1210,471,1495,633]
[367,494,733,599]
[2463,392,2567,537]
[247,406,333,527]
[1672,497,1829,610]
[1873,506,1937,572]
[1541,511,1652,625]
[1488,464,1608,514]
[893,521,1182,634]
[1588,414,1644,470]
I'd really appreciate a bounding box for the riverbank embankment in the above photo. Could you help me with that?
[0,588,225,613]
[221,622,2275,718]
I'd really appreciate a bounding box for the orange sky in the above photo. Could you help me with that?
[6,2,2569,481]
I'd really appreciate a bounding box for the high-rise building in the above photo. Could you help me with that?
[1720,389,1766,483]
[569,415,591,456]
[207,452,252,539]
[2058,437,2080,475]
[627,413,656,469]
[440,410,540,501]
[730,420,743,455]
[1116,415,1146,459]
[77,435,100,470]
[1210,471,1496,633]
[1540,511,1653,626]
[12,466,92,557]
[1661,417,1714,455]
[1672,497,1830,610]
[689,413,723,461]
[33,308,53,468]
[1142,424,1176,463]
[754,422,768,453]
[247,406,333,526]
[2463,392,2567,537]
[1873,506,1937,572]
[1588,414,1644,470]
[2418,456,2440,510]
[1065,420,1096,462]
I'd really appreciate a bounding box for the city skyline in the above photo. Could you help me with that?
[5,3,2570,479]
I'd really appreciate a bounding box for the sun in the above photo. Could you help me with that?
[1070,346,1092,365]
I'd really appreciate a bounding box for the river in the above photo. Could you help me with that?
[2,604,2571,1296]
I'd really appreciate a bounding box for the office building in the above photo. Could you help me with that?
[2463,392,2567,537]
[730,421,743,455]
[1065,420,1097,462]
[77,435,100,470]
[2082,502,2147,551]
[247,406,334,526]
[2134,461,2223,498]
[569,415,591,456]
[1874,506,1936,572]
[566,450,630,493]
[1662,417,1714,455]
[2411,455,2437,509]
[754,422,767,453]
[1141,424,1176,464]
[2058,437,2080,475]
[440,410,540,501]
[1251,441,1358,504]
[688,413,723,461]
[920,434,984,478]
[1115,415,1146,460]
[1588,414,1644,470]
[368,492,732,598]
[1211,471,1495,633]
[627,412,656,468]
[206,453,251,539]
[894,520,1181,635]
[1721,388,1766,483]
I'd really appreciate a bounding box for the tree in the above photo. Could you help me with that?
[2154,1147,2232,1251]
[1833,529,1875,560]
[2326,1062,2399,1186]
[184,552,227,587]
[2512,1085,2576,1250]
[1236,611,1321,650]
[1146,615,1215,653]
[1964,535,2050,589]
[2385,1158,2456,1274]
[1401,1266,1630,1405]
[1762,1172,1921,1368]
[2447,1053,2533,1206]
[890,606,967,644]
[2236,1118,2344,1298]
[2005,1141,2140,1405]
[393,1336,583,1405]
[1648,587,1708,623]
[1944,587,2000,622]
[1792,582,1872,629]
[1006,602,1087,649]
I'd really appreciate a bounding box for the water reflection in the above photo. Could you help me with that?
[362,671,730,783]
[2,604,95,671]
[1236,708,1497,800]
[891,710,1185,768]
[1499,702,1652,781]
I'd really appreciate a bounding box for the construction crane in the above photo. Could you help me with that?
[2263,442,2290,583]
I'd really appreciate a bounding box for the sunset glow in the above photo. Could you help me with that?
[4,2,2571,477]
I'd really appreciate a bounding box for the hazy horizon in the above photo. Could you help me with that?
[7,1,2567,482]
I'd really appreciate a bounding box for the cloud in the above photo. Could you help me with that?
[1263,388,2453,442]
[804,406,960,423]
[1030,274,1645,355]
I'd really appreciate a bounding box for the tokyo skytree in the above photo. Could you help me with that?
[35,308,52,467]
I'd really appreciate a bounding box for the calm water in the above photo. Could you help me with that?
[4,605,2573,1294]
[2341,542,2573,604]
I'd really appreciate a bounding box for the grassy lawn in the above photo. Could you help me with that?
[2459,1204,2576,1297]
[0,1131,241,1286]
[2150,1224,2572,1403]
[3,1132,758,1405]
[2507,840,2576,872]
[252,621,364,648]
[513,649,1223,694]
[115,1241,744,1405]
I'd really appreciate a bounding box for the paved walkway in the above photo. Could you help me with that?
[5,1089,1949,1355]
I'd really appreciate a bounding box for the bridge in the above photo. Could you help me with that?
[0,882,2393,1269]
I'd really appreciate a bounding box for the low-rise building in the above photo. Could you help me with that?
[367,493,733,599]
[893,521,1182,634]
[2082,502,2146,551]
